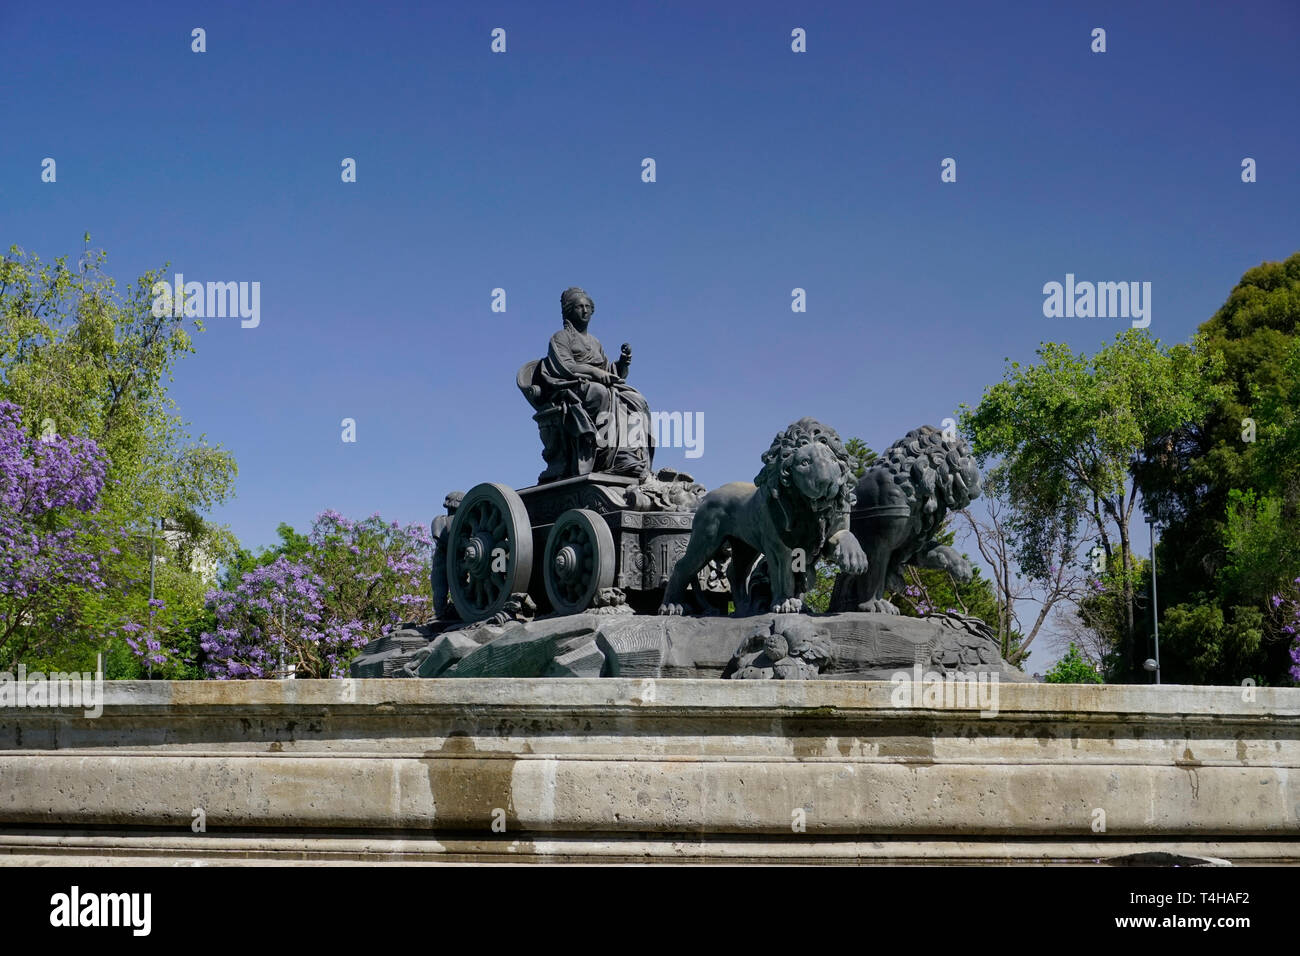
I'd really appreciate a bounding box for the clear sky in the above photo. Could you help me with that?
[3,1,1297,668]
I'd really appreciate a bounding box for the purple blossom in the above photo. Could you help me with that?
[1276,589,1300,683]
[0,401,110,648]
[201,510,430,678]
[1268,581,1300,683]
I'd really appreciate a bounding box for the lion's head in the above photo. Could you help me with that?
[755,418,857,518]
[877,425,982,517]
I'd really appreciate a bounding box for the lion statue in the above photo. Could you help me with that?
[659,418,868,616]
[829,425,981,615]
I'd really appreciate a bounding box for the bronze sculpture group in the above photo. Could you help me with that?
[433,288,981,625]
[517,287,654,483]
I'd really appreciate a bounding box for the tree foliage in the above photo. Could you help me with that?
[952,465,1089,666]
[1135,253,1300,684]
[0,241,237,674]
[962,329,1219,681]
[0,400,110,661]
[201,511,430,678]
[1044,643,1103,684]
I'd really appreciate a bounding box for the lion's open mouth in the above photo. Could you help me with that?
[809,490,837,510]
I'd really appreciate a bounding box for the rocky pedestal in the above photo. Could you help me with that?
[350,611,1031,682]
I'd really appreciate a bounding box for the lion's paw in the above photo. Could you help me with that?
[833,534,869,576]
[771,597,804,614]
[927,545,973,582]
[858,599,900,615]
[658,603,685,616]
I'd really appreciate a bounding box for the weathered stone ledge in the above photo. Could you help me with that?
[2,679,1298,864]
[8,676,1295,714]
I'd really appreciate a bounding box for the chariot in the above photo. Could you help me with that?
[444,473,729,622]
[441,286,731,622]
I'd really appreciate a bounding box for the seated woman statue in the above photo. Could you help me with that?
[535,287,654,480]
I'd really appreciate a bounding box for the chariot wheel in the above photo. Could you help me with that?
[446,483,533,623]
[543,509,615,615]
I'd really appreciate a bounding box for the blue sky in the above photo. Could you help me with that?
[3,1,1297,667]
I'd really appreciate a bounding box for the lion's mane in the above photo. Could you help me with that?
[873,425,981,534]
[755,417,857,518]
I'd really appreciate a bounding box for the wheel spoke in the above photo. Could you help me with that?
[447,485,531,622]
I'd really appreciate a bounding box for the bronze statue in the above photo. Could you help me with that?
[659,418,868,615]
[519,288,654,483]
[430,491,464,619]
[830,426,982,614]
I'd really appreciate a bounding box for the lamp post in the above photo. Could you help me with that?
[1144,507,1161,685]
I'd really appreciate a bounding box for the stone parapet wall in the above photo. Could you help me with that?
[2,679,1298,864]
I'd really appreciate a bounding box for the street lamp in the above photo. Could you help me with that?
[140,517,181,679]
[1144,505,1162,685]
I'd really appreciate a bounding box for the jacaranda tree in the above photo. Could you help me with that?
[200,511,430,678]
[1,241,238,676]
[0,400,110,664]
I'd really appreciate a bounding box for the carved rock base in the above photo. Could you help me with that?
[351,611,1032,681]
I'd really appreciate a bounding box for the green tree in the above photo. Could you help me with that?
[1044,643,1104,684]
[220,523,312,588]
[1135,253,1300,684]
[1253,338,1300,500]
[200,511,431,679]
[1158,602,1265,685]
[953,465,1090,666]
[0,241,237,673]
[962,329,1218,681]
